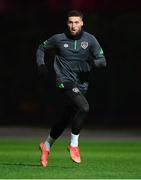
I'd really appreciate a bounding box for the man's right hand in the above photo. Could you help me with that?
[38,64,48,79]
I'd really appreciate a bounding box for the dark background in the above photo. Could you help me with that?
[0,0,141,129]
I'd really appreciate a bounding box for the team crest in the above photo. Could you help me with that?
[81,41,88,49]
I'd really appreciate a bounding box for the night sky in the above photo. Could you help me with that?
[0,0,141,128]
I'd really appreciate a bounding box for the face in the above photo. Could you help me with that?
[67,16,83,36]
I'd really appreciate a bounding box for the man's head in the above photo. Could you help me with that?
[67,10,84,36]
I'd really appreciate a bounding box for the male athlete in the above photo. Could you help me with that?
[36,10,106,167]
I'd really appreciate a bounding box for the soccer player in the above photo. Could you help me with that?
[36,10,106,167]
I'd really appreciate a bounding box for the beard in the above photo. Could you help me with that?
[65,28,83,40]
[70,29,81,36]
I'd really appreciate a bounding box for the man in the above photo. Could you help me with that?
[36,10,106,167]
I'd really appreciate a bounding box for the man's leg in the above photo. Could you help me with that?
[40,88,89,166]
[49,101,74,140]
[65,89,89,163]
[40,97,74,167]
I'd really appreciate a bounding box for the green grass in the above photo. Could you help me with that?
[0,139,141,179]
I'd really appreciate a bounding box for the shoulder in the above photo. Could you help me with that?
[83,31,97,41]
[51,33,66,40]
[45,33,65,45]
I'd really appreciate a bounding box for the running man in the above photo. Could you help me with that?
[36,10,106,167]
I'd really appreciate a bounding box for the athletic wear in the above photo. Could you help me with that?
[45,134,55,149]
[36,30,106,165]
[50,88,89,139]
[39,143,50,167]
[67,145,81,163]
[70,133,80,147]
[36,30,106,92]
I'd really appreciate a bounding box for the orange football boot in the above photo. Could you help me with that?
[68,145,81,163]
[39,143,50,167]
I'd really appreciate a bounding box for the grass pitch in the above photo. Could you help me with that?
[0,139,141,179]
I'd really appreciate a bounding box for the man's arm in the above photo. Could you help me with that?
[36,44,46,66]
[90,35,107,68]
[36,36,56,66]
[36,36,56,77]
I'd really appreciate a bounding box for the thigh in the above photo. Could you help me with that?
[64,88,89,112]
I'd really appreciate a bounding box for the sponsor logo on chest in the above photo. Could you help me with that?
[63,43,69,48]
[63,41,88,49]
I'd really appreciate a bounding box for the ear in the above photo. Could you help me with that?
[81,20,83,26]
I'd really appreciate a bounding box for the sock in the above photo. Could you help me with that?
[44,134,55,150]
[70,133,79,147]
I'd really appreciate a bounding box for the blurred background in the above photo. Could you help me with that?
[0,0,141,131]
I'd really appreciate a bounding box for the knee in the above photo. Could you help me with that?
[81,104,89,113]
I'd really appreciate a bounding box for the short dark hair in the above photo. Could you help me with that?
[67,10,83,19]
